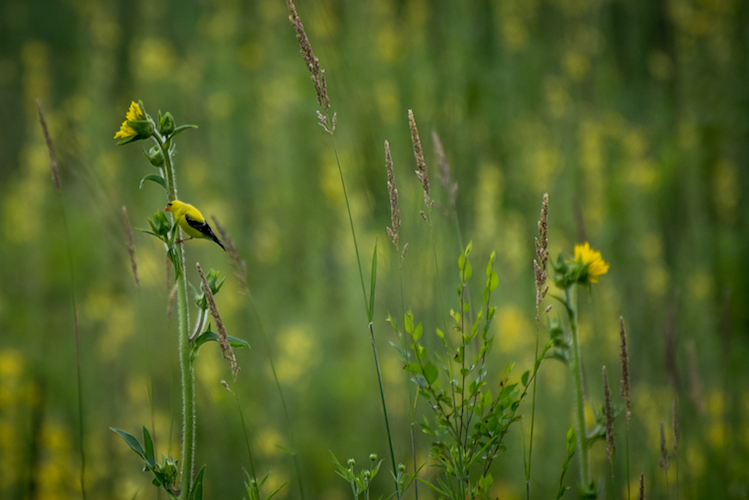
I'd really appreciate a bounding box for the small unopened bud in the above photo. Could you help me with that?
[369,453,377,462]
[145,145,164,167]
[347,458,355,468]
[398,463,406,472]
[160,112,175,136]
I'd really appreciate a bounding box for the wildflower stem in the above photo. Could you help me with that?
[156,135,195,499]
[567,284,592,493]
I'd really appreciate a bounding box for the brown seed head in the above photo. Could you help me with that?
[408,110,431,220]
[384,140,400,250]
[122,205,140,287]
[36,99,60,191]
[603,366,615,467]
[619,316,631,421]
[197,262,238,380]
[432,131,458,209]
[638,474,644,500]
[659,420,670,471]
[534,193,549,310]
[286,0,330,113]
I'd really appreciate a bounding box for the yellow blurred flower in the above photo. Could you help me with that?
[113,101,144,140]
[574,242,610,283]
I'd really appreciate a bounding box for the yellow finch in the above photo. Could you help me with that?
[164,200,225,251]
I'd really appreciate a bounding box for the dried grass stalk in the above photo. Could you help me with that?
[196,262,238,380]
[686,340,705,416]
[603,366,615,467]
[619,316,631,421]
[167,283,178,320]
[533,194,549,312]
[211,215,248,293]
[672,398,679,453]
[639,474,644,500]
[659,421,670,471]
[384,140,400,250]
[122,206,140,287]
[408,109,431,219]
[432,131,458,209]
[36,99,60,191]
[285,0,329,113]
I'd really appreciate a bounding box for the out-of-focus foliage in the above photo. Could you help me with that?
[0,0,748,498]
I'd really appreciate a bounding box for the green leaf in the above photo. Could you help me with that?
[170,124,198,139]
[142,427,155,467]
[566,426,576,455]
[521,370,530,387]
[464,261,472,281]
[367,239,378,322]
[488,270,499,292]
[192,330,250,360]
[110,427,146,460]
[404,363,422,374]
[404,311,414,334]
[412,322,423,343]
[139,174,167,192]
[424,361,439,385]
[187,465,206,500]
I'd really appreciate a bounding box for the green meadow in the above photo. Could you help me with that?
[0,0,747,498]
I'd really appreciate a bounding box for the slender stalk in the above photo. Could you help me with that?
[59,206,87,500]
[625,422,631,500]
[247,299,306,499]
[567,285,591,492]
[156,135,194,499]
[330,134,399,499]
[526,333,540,500]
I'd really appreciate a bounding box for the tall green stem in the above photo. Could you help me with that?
[157,136,194,499]
[567,285,591,493]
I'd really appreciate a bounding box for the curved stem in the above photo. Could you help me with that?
[567,285,591,492]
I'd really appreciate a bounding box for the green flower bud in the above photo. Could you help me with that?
[160,112,175,136]
[369,453,377,462]
[144,145,164,167]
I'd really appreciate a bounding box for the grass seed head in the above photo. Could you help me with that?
[408,110,431,220]
[432,131,458,209]
[197,262,238,380]
[122,206,140,287]
[619,316,631,420]
[384,140,400,250]
[603,365,615,467]
[36,99,60,191]
[286,0,330,113]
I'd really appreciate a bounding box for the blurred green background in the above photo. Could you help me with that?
[1,0,748,498]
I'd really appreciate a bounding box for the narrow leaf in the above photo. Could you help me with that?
[139,174,167,192]
[187,465,206,500]
[110,427,146,460]
[142,427,155,467]
[368,239,378,322]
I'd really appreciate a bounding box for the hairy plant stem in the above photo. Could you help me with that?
[330,133,399,499]
[566,285,591,492]
[156,135,194,499]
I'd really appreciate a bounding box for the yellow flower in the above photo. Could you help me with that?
[574,242,610,283]
[114,101,145,139]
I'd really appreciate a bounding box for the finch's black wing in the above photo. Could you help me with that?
[185,214,226,251]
